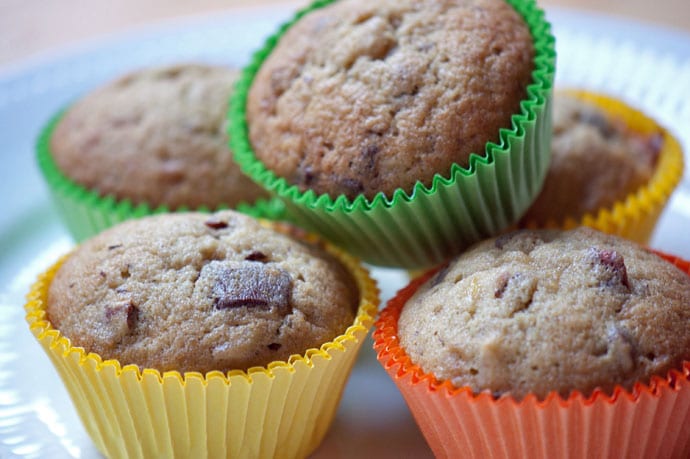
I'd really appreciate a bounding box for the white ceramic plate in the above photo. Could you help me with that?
[1,5,689,458]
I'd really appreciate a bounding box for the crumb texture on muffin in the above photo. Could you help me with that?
[522,92,661,224]
[247,0,534,199]
[51,64,267,209]
[47,211,358,373]
[398,227,690,399]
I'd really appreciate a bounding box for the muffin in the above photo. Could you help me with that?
[520,90,684,243]
[38,63,276,242]
[230,0,556,269]
[374,227,690,458]
[25,210,379,458]
[247,0,534,200]
[400,227,690,399]
[47,211,358,373]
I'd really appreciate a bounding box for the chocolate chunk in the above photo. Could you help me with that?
[267,343,282,351]
[362,144,379,171]
[204,218,228,230]
[213,265,292,311]
[104,300,139,332]
[120,265,131,279]
[494,273,511,298]
[589,248,630,290]
[126,304,139,330]
[303,165,316,185]
[108,244,123,250]
[245,251,268,262]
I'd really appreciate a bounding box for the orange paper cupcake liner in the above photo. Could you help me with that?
[25,221,379,459]
[373,252,690,459]
[520,89,684,244]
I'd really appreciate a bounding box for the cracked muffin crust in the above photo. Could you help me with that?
[51,64,268,210]
[521,92,662,225]
[247,0,534,200]
[46,211,358,374]
[398,227,690,399]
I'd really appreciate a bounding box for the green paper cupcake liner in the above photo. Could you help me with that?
[36,111,286,242]
[229,0,556,270]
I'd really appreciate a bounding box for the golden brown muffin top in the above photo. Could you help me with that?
[47,211,359,374]
[247,0,534,200]
[399,227,690,399]
[51,64,268,210]
[521,93,661,225]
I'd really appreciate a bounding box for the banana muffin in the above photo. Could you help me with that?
[521,92,662,225]
[398,227,690,399]
[46,210,359,373]
[50,63,268,210]
[246,0,535,200]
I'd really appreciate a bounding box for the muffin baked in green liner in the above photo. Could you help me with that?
[230,0,556,269]
[36,112,286,242]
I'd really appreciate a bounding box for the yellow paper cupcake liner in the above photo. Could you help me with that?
[520,89,684,244]
[374,252,690,458]
[25,222,379,459]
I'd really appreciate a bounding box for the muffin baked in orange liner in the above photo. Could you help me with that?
[373,253,690,458]
[25,221,379,459]
[520,89,684,244]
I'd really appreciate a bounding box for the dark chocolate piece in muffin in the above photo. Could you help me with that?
[247,0,535,200]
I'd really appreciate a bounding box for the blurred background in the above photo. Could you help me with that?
[2,0,689,67]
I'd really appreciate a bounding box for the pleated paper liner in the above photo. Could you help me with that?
[373,252,690,459]
[24,221,379,459]
[36,110,287,242]
[229,0,556,270]
[520,89,685,244]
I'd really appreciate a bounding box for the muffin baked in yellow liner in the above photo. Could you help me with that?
[24,222,379,459]
[520,89,684,244]
[374,252,690,458]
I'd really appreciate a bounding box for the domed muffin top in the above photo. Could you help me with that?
[51,64,267,209]
[247,0,534,200]
[47,211,359,374]
[399,227,690,399]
